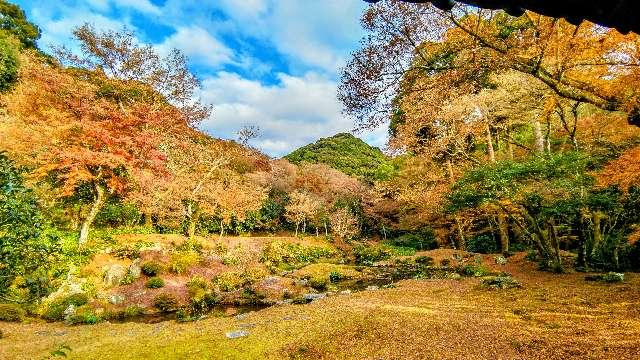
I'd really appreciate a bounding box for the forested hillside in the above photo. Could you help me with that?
[285,132,394,182]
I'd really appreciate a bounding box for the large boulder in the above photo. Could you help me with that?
[103,264,126,287]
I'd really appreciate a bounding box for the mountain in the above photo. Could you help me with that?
[284,133,394,182]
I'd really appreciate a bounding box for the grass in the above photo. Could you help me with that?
[2,264,639,359]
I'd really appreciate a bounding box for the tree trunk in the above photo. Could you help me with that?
[219,219,224,240]
[591,211,603,256]
[187,207,201,239]
[446,158,466,250]
[533,119,545,153]
[547,220,562,267]
[497,213,509,254]
[79,182,106,246]
[382,225,387,241]
[486,123,495,162]
[144,213,153,227]
[324,222,328,237]
[295,223,299,237]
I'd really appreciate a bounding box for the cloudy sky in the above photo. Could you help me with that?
[15,0,389,157]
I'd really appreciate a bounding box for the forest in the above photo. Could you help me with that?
[1,0,640,359]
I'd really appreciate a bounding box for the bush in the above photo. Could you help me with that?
[353,244,391,265]
[141,261,163,276]
[466,234,498,254]
[213,269,266,292]
[458,264,491,277]
[0,303,25,322]
[42,293,89,321]
[261,241,336,270]
[169,251,200,274]
[185,276,217,316]
[329,271,346,283]
[66,305,100,325]
[585,272,624,283]
[145,277,165,289]
[153,293,179,313]
[124,305,144,318]
[481,276,522,289]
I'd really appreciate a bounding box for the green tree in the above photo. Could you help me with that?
[0,152,62,301]
[0,0,41,49]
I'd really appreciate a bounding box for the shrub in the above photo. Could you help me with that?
[261,241,336,270]
[145,277,165,289]
[42,293,89,321]
[383,244,417,256]
[353,244,391,265]
[308,277,328,290]
[153,293,179,313]
[458,264,491,277]
[141,261,163,276]
[169,251,200,274]
[329,271,346,283]
[481,275,522,289]
[0,304,25,322]
[585,272,624,283]
[174,239,204,253]
[124,305,144,318]
[213,269,266,292]
[66,306,100,325]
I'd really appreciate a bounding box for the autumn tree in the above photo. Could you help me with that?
[58,24,211,126]
[0,53,187,245]
[341,1,640,133]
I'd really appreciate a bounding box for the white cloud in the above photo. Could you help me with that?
[112,0,161,15]
[157,26,234,67]
[198,71,358,156]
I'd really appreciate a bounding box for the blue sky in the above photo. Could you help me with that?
[15,0,389,157]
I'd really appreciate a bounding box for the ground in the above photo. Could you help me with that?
[1,241,640,359]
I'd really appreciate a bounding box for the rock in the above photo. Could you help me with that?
[63,305,75,321]
[108,294,125,305]
[447,273,462,280]
[225,330,249,339]
[262,276,280,287]
[302,293,326,302]
[495,256,508,265]
[238,323,256,329]
[296,279,308,287]
[340,290,352,296]
[128,259,142,279]
[235,313,249,321]
[365,285,379,291]
[103,264,126,287]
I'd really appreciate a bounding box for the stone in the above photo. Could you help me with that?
[103,264,126,287]
[495,256,508,265]
[225,330,249,339]
[108,294,125,305]
[63,305,75,321]
[262,276,280,287]
[235,313,249,321]
[128,258,142,279]
[302,293,326,302]
[340,290,352,296]
[365,285,379,291]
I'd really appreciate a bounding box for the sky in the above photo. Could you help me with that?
[15,0,389,157]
